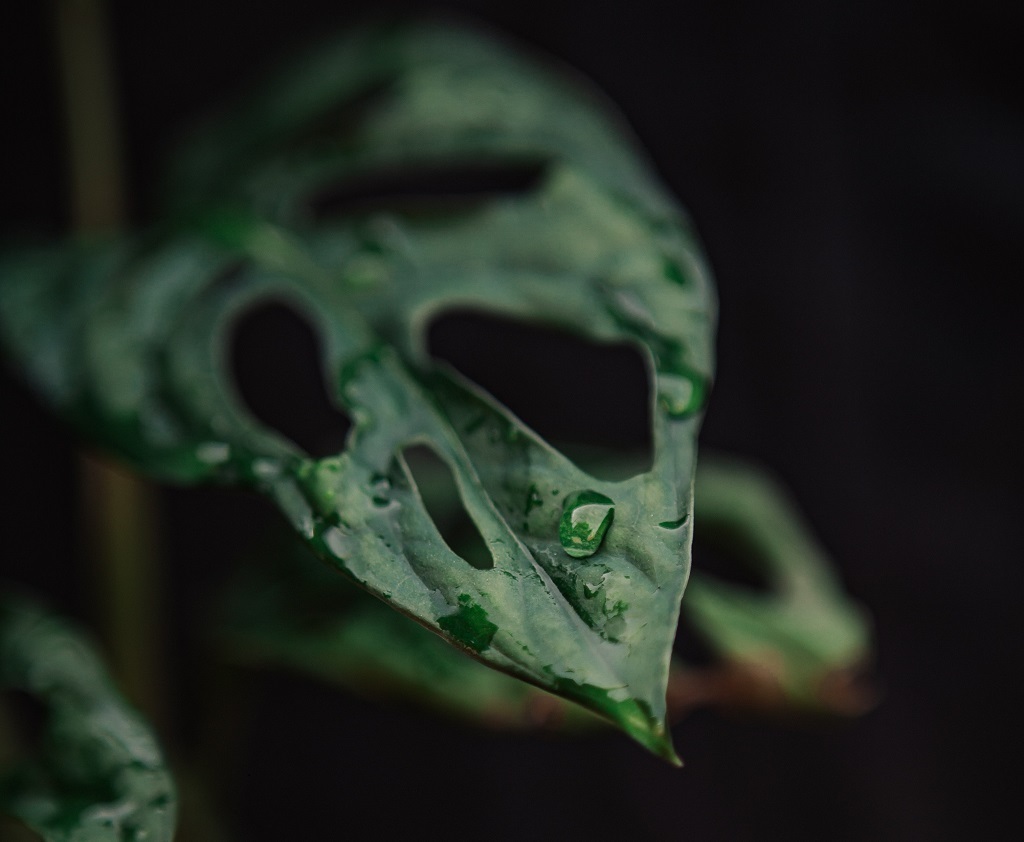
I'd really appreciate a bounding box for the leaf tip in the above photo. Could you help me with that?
[554,678,681,765]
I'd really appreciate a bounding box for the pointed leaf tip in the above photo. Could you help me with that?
[553,678,681,764]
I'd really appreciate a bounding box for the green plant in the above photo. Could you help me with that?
[0,16,871,840]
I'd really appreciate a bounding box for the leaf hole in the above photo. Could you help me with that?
[229,299,351,458]
[401,444,493,570]
[427,310,652,479]
[692,523,774,595]
[307,160,546,222]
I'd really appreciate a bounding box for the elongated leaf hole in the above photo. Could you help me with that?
[401,444,493,570]
[428,310,652,479]
[692,525,774,594]
[308,160,546,222]
[229,300,351,458]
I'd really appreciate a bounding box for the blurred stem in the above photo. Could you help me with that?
[53,0,165,728]
[53,0,125,232]
[78,458,163,724]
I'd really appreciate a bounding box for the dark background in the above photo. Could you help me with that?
[2,1,1023,839]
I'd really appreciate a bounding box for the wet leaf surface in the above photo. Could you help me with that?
[0,22,718,760]
[218,532,601,732]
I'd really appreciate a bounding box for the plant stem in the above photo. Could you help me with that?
[53,0,165,727]
[53,0,125,233]
[79,458,164,723]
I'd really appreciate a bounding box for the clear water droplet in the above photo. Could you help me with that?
[525,484,544,515]
[658,369,709,418]
[323,526,351,558]
[559,490,614,559]
[252,457,282,480]
[303,457,344,510]
[196,441,230,464]
[370,473,391,506]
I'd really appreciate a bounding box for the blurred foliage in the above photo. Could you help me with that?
[0,595,176,842]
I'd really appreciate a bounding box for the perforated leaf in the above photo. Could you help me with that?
[0,22,715,761]
[218,461,872,728]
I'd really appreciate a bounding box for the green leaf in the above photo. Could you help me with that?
[0,21,716,761]
[0,593,177,841]
[216,459,870,729]
[218,532,601,731]
[687,458,873,712]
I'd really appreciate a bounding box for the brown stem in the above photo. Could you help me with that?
[52,0,165,728]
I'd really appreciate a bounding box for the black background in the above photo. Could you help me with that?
[2,1,1023,840]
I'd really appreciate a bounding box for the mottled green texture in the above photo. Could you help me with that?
[219,457,871,734]
[438,595,498,653]
[689,458,872,709]
[559,490,615,559]
[657,367,709,419]
[0,595,176,841]
[0,22,717,761]
[219,534,600,730]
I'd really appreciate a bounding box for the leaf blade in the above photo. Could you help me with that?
[0,21,717,760]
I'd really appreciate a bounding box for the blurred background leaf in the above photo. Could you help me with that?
[0,593,176,842]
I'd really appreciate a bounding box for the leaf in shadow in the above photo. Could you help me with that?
[216,532,600,732]
[0,593,177,841]
[687,457,875,715]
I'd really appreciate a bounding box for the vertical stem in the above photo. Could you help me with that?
[53,0,164,727]
[53,0,125,233]
[79,458,163,723]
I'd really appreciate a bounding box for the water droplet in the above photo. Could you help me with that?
[658,369,709,418]
[323,526,351,559]
[559,490,614,559]
[196,441,230,465]
[252,458,282,480]
[299,457,345,513]
[370,473,391,506]
[525,484,544,515]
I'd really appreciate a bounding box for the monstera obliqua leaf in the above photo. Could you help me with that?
[0,22,715,761]
[0,594,176,841]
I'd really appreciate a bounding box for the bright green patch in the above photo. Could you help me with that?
[438,595,499,653]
